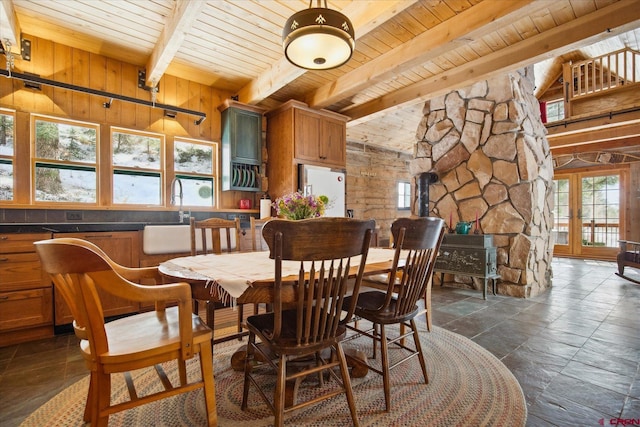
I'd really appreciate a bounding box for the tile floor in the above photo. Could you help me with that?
[1,257,639,426]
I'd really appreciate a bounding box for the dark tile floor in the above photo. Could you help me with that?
[1,257,639,426]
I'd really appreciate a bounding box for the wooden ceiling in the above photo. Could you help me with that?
[1,0,640,154]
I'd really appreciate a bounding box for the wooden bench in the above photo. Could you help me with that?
[616,240,640,284]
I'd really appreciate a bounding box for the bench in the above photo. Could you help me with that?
[616,240,640,284]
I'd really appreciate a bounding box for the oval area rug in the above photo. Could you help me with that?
[20,326,526,426]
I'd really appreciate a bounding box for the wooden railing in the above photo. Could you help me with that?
[554,221,620,247]
[569,48,640,100]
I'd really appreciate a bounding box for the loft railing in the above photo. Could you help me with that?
[569,48,640,100]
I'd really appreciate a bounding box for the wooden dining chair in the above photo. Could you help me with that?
[35,238,217,427]
[342,216,445,412]
[249,216,273,251]
[241,217,376,427]
[190,216,247,343]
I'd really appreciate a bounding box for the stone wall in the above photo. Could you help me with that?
[410,68,554,297]
[346,142,413,247]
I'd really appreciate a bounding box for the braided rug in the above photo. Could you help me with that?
[20,325,526,427]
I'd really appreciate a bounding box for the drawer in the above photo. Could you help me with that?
[0,252,47,292]
[0,288,53,331]
[0,233,50,254]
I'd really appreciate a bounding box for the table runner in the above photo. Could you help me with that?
[161,247,397,306]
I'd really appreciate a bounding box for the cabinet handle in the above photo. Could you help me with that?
[0,257,8,262]
[0,236,7,240]
[0,295,8,300]
[84,234,112,238]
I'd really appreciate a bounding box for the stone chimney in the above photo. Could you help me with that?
[410,67,554,297]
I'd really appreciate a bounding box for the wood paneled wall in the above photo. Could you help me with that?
[0,35,256,210]
[346,142,413,245]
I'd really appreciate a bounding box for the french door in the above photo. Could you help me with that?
[553,170,626,259]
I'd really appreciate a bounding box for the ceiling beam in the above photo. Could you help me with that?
[306,0,554,110]
[144,0,206,87]
[551,136,640,155]
[235,0,419,106]
[0,0,20,52]
[548,121,640,149]
[342,1,640,126]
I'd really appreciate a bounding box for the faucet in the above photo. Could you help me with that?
[170,177,184,223]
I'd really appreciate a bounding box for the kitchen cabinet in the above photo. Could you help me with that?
[294,108,346,166]
[266,100,348,199]
[0,232,53,346]
[218,100,266,192]
[53,231,140,325]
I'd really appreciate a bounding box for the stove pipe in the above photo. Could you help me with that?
[417,172,439,217]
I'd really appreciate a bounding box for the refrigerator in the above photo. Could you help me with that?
[298,165,346,217]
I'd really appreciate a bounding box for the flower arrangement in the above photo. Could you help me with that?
[273,191,329,220]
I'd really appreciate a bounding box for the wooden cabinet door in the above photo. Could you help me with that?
[231,108,262,163]
[53,231,140,325]
[0,288,53,332]
[294,109,322,162]
[321,117,346,166]
[0,232,54,344]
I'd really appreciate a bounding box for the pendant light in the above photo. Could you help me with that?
[282,0,355,70]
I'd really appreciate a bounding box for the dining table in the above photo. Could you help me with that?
[158,247,399,308]
[158,247,400,382]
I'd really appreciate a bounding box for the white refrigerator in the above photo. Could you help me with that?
[298,165,346,217]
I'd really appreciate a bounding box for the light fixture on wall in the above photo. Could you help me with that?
[282,0,355,70]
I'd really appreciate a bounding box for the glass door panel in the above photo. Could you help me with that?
[553,171,624,259]
[552,178,570,255]
[580,174,620,249]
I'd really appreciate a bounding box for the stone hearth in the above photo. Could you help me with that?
[410,67,554,297]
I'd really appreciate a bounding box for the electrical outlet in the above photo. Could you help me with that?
[66,211,83,220]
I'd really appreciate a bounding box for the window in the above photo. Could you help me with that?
[174,138,217,207]
[33,116,98,203]
[0,110,15,201]
[397,181,411,210]
[112,128,163,205]
[545,100,565,122]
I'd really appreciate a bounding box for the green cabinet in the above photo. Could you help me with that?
[218,100,266,192]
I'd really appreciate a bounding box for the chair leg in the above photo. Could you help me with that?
[411,318,429,384]
[274,354,287,427]
[178,359,187,386]
[241,333,256,410]
[380,325,392,412]
[372,323,380,359]
[424,286,432,332]
[336,343,360,427]
[84,371,97,423]
[198,340,218,427]
[95,370,111,427]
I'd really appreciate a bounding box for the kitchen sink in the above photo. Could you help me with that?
[142,224,238,255]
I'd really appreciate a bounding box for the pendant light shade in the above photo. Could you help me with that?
[283,1,355,70]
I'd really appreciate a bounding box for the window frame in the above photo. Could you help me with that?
[31,114,99,205]
[397,180,411,210]
[110,127,164,207]
[0,109,16,203]
[173,137,219,208]
[545,99,565,122]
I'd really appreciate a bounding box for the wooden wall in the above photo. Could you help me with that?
[0,35,256,211]
[346,142,413,246]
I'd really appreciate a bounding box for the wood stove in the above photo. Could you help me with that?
[434,234,500,299]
